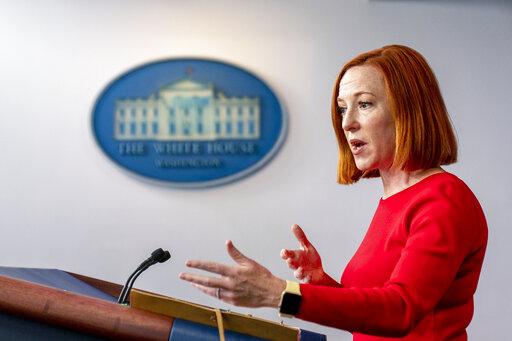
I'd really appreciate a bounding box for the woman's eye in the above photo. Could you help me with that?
[338,106,347,116]
[359,101,372,109]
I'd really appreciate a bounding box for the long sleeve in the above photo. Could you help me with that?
[321,273,343,287]
[296,173,487,340]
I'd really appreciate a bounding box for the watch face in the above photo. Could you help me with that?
[280,292,302,315]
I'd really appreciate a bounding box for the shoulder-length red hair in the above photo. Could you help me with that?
[332,45,457,184]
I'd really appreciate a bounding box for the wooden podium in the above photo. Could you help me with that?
[0,270,173,340]
[0,268,325,341]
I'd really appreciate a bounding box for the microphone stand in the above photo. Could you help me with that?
[118,248,171,304]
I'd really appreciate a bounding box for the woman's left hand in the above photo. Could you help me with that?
[179,240,286,308]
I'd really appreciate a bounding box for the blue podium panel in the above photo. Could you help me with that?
[170,318,267,341]
[300,329,327,341]
[169,318,327,341]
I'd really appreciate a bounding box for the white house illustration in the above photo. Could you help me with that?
[114,79,260,141]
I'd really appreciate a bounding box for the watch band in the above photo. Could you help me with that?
[278,280,302,318]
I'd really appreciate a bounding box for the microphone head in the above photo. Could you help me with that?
[158,250,171,263]
[150,248,165,260]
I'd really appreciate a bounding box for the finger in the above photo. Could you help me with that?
[294,268,305,280]
[280,249,297,260]
[190,283,218,298]
[226,240,252,265]
[179,272,227,289]
[286,258,298,270]
[302,274,312,284]
[185,260,232,276]
[292,224,311,248]
[280,249,287,259]
[285,250,306,268]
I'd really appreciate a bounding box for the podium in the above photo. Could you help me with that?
[0,267,325,340]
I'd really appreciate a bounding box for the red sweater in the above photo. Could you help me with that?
[297,173,487,340]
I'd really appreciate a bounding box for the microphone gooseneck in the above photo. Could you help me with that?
[118,248,171,304]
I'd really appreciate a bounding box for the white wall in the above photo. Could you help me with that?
[1,0,511,339]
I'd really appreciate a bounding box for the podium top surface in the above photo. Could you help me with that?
[0,266,117,302]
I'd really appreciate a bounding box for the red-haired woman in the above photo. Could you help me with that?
[180,45,487,340]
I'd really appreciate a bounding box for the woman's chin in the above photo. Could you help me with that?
[355,163,373,172]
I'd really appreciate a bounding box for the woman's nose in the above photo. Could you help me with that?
[342,107,359,132]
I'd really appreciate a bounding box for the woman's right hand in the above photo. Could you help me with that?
[280,224,326,284]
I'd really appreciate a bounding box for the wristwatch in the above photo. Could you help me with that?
[278,280,302,318]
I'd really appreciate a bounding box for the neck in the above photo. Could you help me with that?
[379,167,444,199]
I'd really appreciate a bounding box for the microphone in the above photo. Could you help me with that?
[118,248,171,304]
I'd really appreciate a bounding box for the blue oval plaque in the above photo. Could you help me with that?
[92,58,287,188]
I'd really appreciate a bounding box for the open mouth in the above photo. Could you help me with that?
[350,140,366,153]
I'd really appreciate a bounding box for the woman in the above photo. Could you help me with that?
[179,45,488,340]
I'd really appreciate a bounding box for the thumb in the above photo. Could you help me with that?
[292,224,310,248]
[226,240,251,265]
